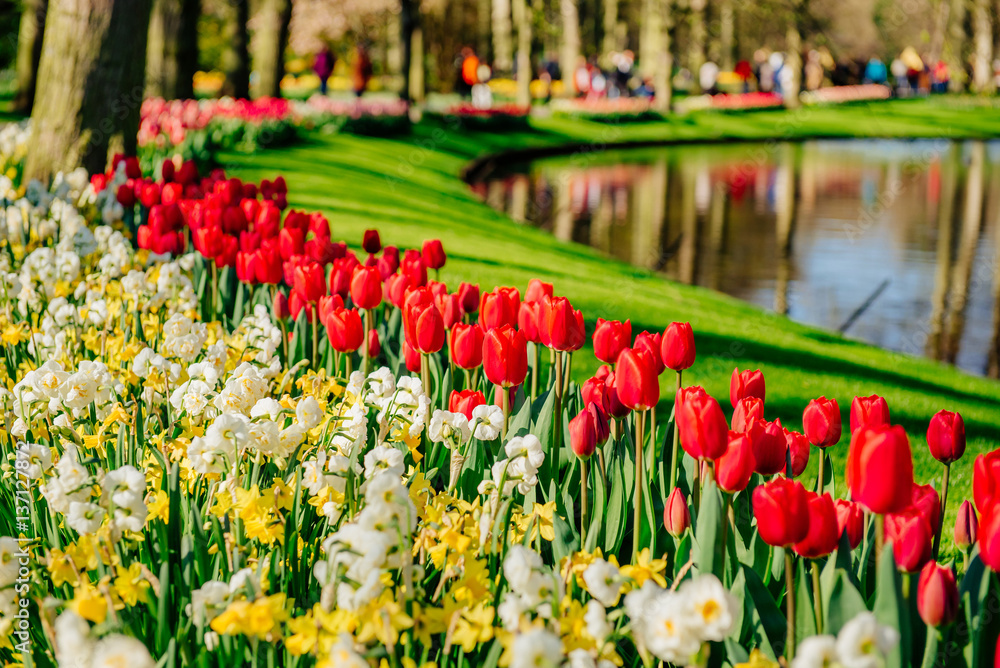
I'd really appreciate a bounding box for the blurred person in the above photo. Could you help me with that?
[804,50,823,91]
[589,59,608,99]
[313,46,335,96]
[352,43,373,97]
[734,59,753,93]
[863,56,887,84]
[769,52,785,95]
[458,47,480,98]
[574,56,592,96]
[932,60,950,93]
[472,63,493,108]
[699,60,720,94]
[755,49,774,92]
[891,57,909,96]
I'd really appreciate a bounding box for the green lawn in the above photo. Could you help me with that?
[220,97,1000,542]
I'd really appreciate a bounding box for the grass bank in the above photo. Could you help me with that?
[220,96,1000,538]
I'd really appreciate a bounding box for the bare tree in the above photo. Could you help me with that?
[230,0,251,98]
[252,0,293,98]
[14,0,47,114]
[513,0,532,104]
[972,0,994,92]
[493,0,513,72]
[560,0,580,93]
[146,0,200,99]
[26,0,152,182]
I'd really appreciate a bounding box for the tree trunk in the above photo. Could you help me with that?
[601,0,617,66]
[688,0,706,93]
[478,0,491,58]
[146,0,200,99]
[229,0,250,98]
[643,0,671,111]
[560,0,580,93]
[944,0,967,91]
[492,0,513,74]
[251,0,291,98]
[972,0,994,92]
[14,0,47,114]
[26,0,152,183]
[719,0,734,71]
[783,23,802,108]
[928,0,950,66]
[399,0,422,102]
[513,0,532,105]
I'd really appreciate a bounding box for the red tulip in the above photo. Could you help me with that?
[884,508,932,572]
[846,425,914,514]
[980,504,1000,571]
[279,227,305,260]
[385,273,414,309]
[616,348,660,412]
[592,367,631,419]
[292,261,326,302]
[329,256,359,299]
[458,282,480,314]
[746,418,788,477]
[593,319,632,364]
[753,477,811,547]
[538,296,585,351]
[675,386,728,460]
[450,389,486,420]
[661,322,696,371]
[451,323,485,370]
[910,483,942,535]
[327,308,364,353]
[402,340,422,373]
[350,266,383,310]
[362,229,381,254]
[663,487,690,537]
[634,331,665,375]
[367,328,380,359]
[917,562,958,627]
[731,397,764,433]
[730,368,765,408]
[422,239,446,270]
[834,499,865,550]
[570,403,608,459]
[518,301,542,344]
[483,325,528,388]
[850,395,890,434]
[794,492,840,559]
[437,293,464,329]
[927,410,965,465]
[524,278,553,303]
[116,183,136,207]
[401,249,427,286]
[404,301,446,354]
[785,427,810,478]
[288,290,315,323]
[803,397,842,448]
[955,500,978,549]
[272,290,290,320]
[973,450,1000,515]
[318,295,345,327]
[716,431,756,493]
[236,251,256,283]
[479,287,520,331]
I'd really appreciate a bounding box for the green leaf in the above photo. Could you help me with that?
[742,563,786,660]
[873,543,909,668]
[551,509,578,564]
[796,558,817,644]
[604,449,628,555]
[823,569,868,634]
[585,457,608,553]
[508,394,534,437]
[694,479,724,580]
[727,567,747,644]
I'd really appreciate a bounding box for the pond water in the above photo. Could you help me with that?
[472,139,1000,377]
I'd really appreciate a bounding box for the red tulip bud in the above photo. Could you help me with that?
[752,477,810,547]
[570,403,608,459]
[917,562,958,627]
[730,368,765,408]
[793,492,839,559]
[850,394,890,434]
[834,499,865,550]
[362,229,382,254]
[746,418,787,477]
[483,325,528,388]
[974,450,1000,515]
[367,328,380,359]
[927,409,965,464]
[327,308,364,353]
[479,287,520,331]
[524,278,553,303]
[422,239,446,270]
[404,301,446,354]
[675,386,728,460]
[803,396,842,448]
[661,322,696,371]
[731,396,764,433]
[350,266,383,310]
[272,290,290,320]
[847,424,914,514]
[450,389,486,420]
[539,295,585,352]
[634,331,665,375]
[980,504,1000,571]
[451,323,485,370]
[616,348,660,412]
[663,487,690,537]
[884,508,932,572]
[955,500,978,549]
[717,431,756,493]
[593,318,632,364]
[458,282,480,314]
[785,428,810,478]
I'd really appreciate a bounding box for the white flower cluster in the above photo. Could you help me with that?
[186,566,264,627]
[235,305,283,377]
[313,471,417,612]
[54,610,155,668]
[792,611,900,668]
[625,574,738,665]
[0,537,26,617]
[9,359,122,436]
[479,434,545,498]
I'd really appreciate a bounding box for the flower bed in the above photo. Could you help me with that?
[676,91,784,114]
[427,104,532,132]
[296,95,411,137]
[551,98,666,124]
[0,144,995,668]
[801,84,893,105]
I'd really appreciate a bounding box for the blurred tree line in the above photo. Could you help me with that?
[4,0,998,180]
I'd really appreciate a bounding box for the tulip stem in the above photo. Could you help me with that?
[311,314,318,370]
[362,309,371,377]
[531,343,539,401]
[816,448,825,493]
[562,351,572,397]
[553,349,564,484]
[669,371,682,494]
[785,550,796,662]
[421,353,431,400]
[721,493,732,569]
[500,383,509,440]
[210,261,218,317]
[933,463,950,559]
[811,560,823,634]
[875,514,885,568]
[633,409,646,561]
[581,457,589,545]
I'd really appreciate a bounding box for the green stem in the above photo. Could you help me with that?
[669,370,682,493]
[500,383,509,440]
[786,550,796,662]
[633,409,645,560]
[811,560,824,634]
[875,514,885,568]
[581,456,589,545]
[817,447,825,493]
[933,463,950,558]
[362,308,372,376]
[531,343,540,401]
[553,349,563,483]
[311,313,318,370]
[421,353,431,400]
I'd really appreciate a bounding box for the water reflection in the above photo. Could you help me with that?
[473,139,1000,376]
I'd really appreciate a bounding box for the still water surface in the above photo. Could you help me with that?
[473,140,1000,376]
